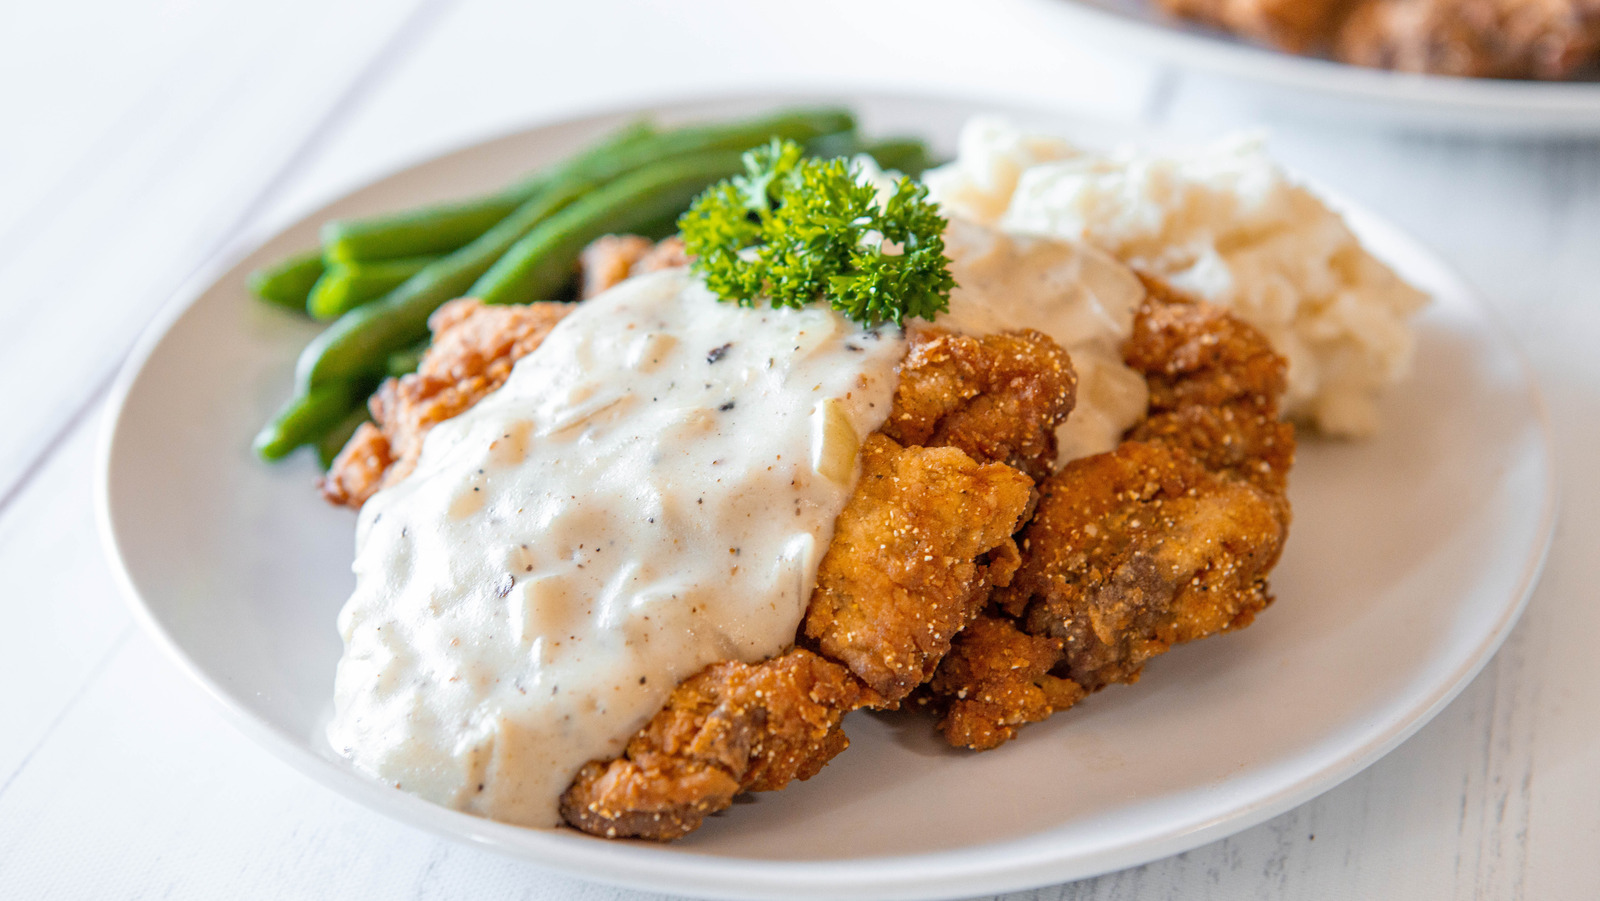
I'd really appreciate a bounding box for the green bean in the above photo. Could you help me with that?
[607,135,921,244]
[386,341,428,377]
[801,129,863,160]
[323,195,519,264]
[471,151,746,305]
[605,107,853,170]
[798,133,936,178]
[295,108,854,391]
[253,381,355,461]
[316,406,372,470]
[294,181,595,392]
[631,210,687,242]
[859,138,936,178]
[320,120,656,263]
[247,250,324,311]
[308,255,436,320]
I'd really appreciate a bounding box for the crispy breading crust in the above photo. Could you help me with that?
[917,614,1084,751]
[560,649,866,840]
[885,326,1077,483]
[320,299,570,508]
[924,282,1294,749]
[1010,441,1285,689]
[579,234,690,299]
[561,328,1070,840]
[1124,278,1295,496]
[801,433,1035,704]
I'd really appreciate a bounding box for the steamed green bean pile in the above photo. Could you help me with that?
[247,107,935,465]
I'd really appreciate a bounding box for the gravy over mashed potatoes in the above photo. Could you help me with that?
[925,117,1428,436]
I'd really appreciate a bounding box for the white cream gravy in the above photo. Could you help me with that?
[327,269,904,827]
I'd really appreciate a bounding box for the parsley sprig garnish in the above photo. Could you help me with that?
[678,139,953,327]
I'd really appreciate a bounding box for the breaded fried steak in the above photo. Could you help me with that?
[563,435,1037,840]
[556,329,1071,839]
[921,280,1294,750]
[321,237,1293,835]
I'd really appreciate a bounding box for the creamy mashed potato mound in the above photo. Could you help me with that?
[939,220,1149,461]
[926,117,1428,436]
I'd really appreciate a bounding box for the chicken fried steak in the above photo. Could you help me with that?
[923,281,1294,750]
[320,239,1081,839]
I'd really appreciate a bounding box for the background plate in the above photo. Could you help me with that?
[1017,0,1600,133]
[98,92,1555,900]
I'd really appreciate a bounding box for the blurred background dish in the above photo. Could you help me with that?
[1019,0,1600,132]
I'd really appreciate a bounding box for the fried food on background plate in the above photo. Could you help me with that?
[921,279,1295,751]
[1333,0,1600,79]
[1155,0,1348,51]
[1155,0,1600,78]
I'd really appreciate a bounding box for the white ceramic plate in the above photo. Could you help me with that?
[1016,0,1600,133]
[97,93,1555,900]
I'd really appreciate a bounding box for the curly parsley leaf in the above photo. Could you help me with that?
[678,139,954,327]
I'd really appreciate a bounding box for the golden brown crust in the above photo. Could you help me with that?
[918,615,1084,751]
[562,434,1036,840]
[1125,277,1295,495]
[801,434,1035,704]
[320,299,570,508]
[560,649,865,841]
[578,235,655,300]
[922,283,1294,749]
[886,326,1078,483]
[1008,440,1286,689]
[578,234,690,299]
[320,422,393,509]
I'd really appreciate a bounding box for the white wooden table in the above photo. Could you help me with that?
[4,1,1596,897]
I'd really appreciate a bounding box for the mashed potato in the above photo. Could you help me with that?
[859,153,1149,462]
[925,118,1428,436]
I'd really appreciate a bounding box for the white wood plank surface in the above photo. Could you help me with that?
[2,1,1597,898]
[0,0,430,508]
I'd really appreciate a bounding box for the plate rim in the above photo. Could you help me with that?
[95,88,1559,900]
